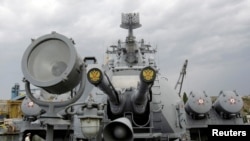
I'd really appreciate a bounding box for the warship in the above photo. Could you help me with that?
[19,13,245,141]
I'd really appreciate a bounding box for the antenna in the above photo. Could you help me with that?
[120,13,142,64]
[120,13,141,39]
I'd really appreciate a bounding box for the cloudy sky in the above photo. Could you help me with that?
[0,0,250,100]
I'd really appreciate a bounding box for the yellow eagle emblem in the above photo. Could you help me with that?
[142,69,154,81]
[89,70,101,82]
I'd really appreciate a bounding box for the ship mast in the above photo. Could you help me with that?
[120,13,141,64]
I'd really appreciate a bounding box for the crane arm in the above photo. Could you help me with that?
[175,59,188,97]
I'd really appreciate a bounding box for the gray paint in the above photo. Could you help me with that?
[18,13,245,141]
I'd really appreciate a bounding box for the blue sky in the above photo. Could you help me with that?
[0,0,250,99]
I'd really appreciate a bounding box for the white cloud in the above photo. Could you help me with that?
[0,0,250,99]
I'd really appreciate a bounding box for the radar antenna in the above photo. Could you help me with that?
[120,13,141,40]
[120,13,142,64]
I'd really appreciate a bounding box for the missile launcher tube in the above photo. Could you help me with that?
[213,91,243,115]
[185,91,212,116]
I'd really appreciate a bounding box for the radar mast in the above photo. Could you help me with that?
[120,13,142,64]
